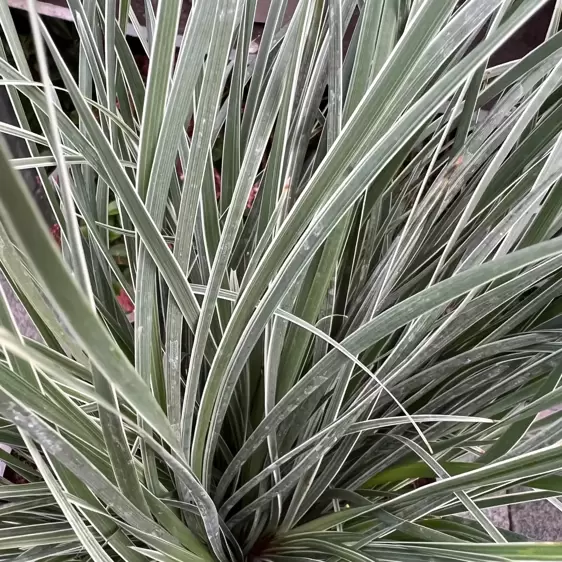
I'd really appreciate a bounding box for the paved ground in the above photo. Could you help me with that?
[486,497,562,540]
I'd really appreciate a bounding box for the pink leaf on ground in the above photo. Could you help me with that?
[116,289,134,313]
[50,224,61,248]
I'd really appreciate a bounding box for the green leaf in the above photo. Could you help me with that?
[0,143,176,447]
[4,1,562,559]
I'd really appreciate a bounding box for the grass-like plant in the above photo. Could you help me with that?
[2,0,562,560]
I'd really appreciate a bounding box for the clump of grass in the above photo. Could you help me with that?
[2,1,562,561]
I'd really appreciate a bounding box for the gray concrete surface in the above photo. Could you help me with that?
[486,498,562,540]
[0,275,40,340]
[510,501,562,540]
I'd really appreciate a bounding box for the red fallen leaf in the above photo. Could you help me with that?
[116,289,134,313]
[413,478,435,489]
[135,55,149,79]
[214,168,222,199]
[187,117,194,138]
[4,465,27,484]
[247,182,260,209]
[50,224,61,248]
[176,158,184,181]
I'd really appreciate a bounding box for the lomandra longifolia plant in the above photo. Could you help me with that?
[2,1,562,561]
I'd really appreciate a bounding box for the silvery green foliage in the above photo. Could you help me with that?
[1,1,562,561]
